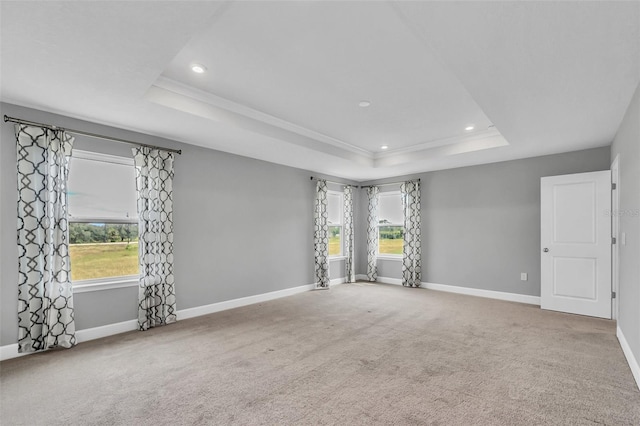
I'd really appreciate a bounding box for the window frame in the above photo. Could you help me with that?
[377,191,404,259]
[327,190,345,259]
[68,150,140,293]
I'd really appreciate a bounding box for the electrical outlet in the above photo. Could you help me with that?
[520,273,528,281]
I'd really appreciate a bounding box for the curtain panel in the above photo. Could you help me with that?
[401,180,422,287]
[343,185,355,283]
[133,147,177,330]
[15,124,76,353]
[366,186,380,281]
[314,180,330,288]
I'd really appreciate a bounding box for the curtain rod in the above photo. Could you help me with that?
[309,176,358,188]
[4,115,182,155]
[360,178,420,189]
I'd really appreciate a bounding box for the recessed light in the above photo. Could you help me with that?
[191,63,207,74]
[359,100,371,108]
[465,125,475,131]
[381,145,388,150]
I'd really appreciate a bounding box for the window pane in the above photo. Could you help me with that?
[327,192,343,225]
[329,225,342,256]
[69,223,139,281]
[379,226,403,255]
[68,156,137,221]
[379,193,403,224]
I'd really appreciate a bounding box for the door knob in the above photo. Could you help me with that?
[543,248,549,252]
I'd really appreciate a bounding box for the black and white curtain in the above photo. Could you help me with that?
[15,125,76,353]
[401,180,421,287]
[314,179,330,288]
[343,185,355,283]
[366,186,379,281]
[133,147,177,330]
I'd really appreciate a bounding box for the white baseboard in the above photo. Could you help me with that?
[0,318,141,361]
[0,344,26,361]
[311,277,349,290]
[178,277,346,320]
[330,277,347,286]
[355,274,398,284]
[377,276,403,286]
[365,276,540,306]
[617,326,640,390]
[76,319,138,343]
[178,282,317,320]
[423,282,541,306]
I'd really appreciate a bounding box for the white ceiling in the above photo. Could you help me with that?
[2,1,638,181]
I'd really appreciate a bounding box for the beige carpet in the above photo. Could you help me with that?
[1,282,638,425]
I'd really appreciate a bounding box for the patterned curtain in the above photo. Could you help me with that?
[401,180,422,287]
[366,186,379,281]
[15,124,76,353]
[343,185,355,283]
[133,147,177,330]
[314,179,330,288]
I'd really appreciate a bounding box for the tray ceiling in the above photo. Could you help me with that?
[1,1,638,180]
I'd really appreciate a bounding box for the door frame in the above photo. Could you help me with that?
[611,155,620,320]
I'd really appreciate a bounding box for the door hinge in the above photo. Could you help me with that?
[612,183,617,190]
[612,237,616,245]
[612,291,616,299]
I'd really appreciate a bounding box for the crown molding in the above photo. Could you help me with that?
[153,76,373,158]
[374,132,509,168]
[373,127,504,159]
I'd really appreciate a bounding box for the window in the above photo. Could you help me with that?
[67,151,139,283]
[327,191,344,257]
[378,192,403,256]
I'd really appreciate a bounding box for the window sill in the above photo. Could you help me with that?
[329,256,347,262]
[377,255,403,261]
[73,276,138,293]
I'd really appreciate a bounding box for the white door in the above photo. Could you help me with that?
[541,171,612,319]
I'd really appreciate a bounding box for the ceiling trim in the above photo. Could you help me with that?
[153,76,373,158]
[145,84,374,165]
[374,133,510,168]
[373,127,505,159]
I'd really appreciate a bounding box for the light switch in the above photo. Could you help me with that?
[622,232,627,245]
[520,273,528,281]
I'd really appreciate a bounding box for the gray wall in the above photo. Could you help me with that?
[0,100,621,349]
[356,147,612,296]
[611,83,640,368]
[0,103,356,345]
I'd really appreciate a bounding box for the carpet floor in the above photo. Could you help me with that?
[1,282,639,425]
